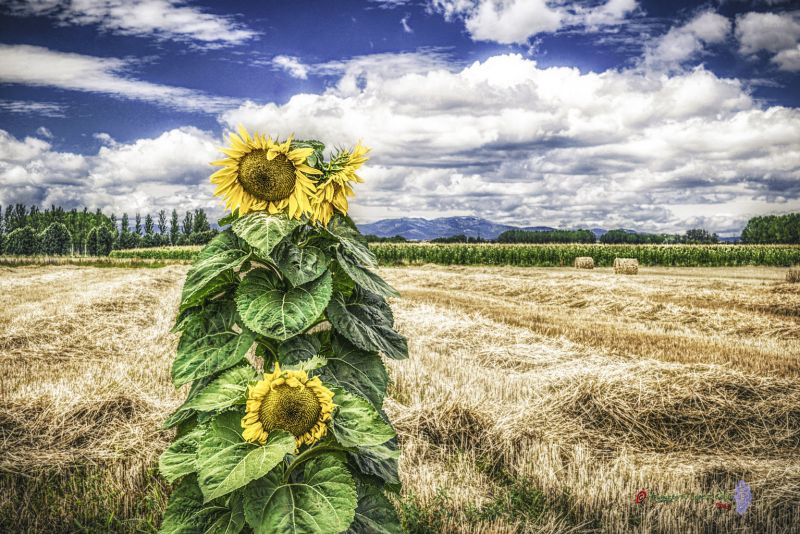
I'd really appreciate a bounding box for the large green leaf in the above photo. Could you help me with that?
[159,424,205,483]
[173,366,256,418]
[275,240,329,286]
[331,261,357,298]
[326,215,377,268]
[346,479,402,534]
[332,388,395,448]
[197,412,296,503]
[164,375,214,429]
[205,492,246,534]
[179,231,249,314]
[348,440,400,486]
[236,269,332,340]
[326,291,407,360]
[218,208,240,228]
[232,212,300,258]
[336,249,398,298]
[159,475,227,534]
[277,333,322,366]
[172,301,255,387]
[321,334,388,410]
[243,454,357,534]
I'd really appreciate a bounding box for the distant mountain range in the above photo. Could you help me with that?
[356,216,609,241]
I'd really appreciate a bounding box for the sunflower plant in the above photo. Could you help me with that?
[158,127,406,534]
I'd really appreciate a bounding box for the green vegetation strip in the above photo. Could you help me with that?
[0,255,190,268]
[108,243,800,267]
[372,243,800,267]
[110,247,202,261]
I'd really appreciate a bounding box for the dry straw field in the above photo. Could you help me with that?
[1,263,799,533]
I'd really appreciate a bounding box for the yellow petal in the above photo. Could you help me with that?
[210,158,235,167]
[296,164,322,175]
[237,124,251,143]
[289,147,313,161]
[219,147,244,158]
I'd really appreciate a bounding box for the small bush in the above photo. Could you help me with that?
[85,227,99,256]
[85,226,116,256]
[39,223,72,255]
[96,226,115,256]
[5,226,39,255]
[188,230,217,245]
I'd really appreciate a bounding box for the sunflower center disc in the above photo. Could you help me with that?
[259,383,321,438]
[238,150,297,202]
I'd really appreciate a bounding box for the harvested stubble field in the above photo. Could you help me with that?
[1,264,798,533]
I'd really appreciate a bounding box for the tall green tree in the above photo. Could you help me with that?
[741,213,800,244]
[4,205,14,233]
[192,208,211,233]
[182,211,193,237]
[11,204,26,231]
[170,209,180,245]
[684,228,718,244]
[145,213,155,235]
[135,213,142,235]
[158,210,167,235]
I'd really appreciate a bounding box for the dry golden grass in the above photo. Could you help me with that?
[788,267,800,283]
[1,264,798,533]
[0,265,187,532]
[380,265,800,533]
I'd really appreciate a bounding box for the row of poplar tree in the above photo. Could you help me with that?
[0,204,218,256]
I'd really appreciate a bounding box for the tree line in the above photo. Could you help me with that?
[495,228,721,244]
[598,228,719,244]
[0,204,218,256]
[498,229,596,243]
[740,213,800,244]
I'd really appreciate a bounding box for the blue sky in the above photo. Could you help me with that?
[1,0,799,235]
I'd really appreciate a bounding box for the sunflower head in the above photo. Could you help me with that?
[311,142,370,225]
[241,363,334,448]
[210,125,323,218]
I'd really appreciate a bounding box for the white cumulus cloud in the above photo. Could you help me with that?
[2,50,799,235]
[0,44,241,112]
[643,10,731,70]
[735,11,800,71]
[220,52,799,234]
[0,126,223,216]
[427,0,638,44]
[271,56,309,79]
[2,0,257,48]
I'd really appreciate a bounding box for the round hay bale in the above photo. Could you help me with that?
[614,257,639,275]
[574,256,594,269]
[787,267,800,283]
